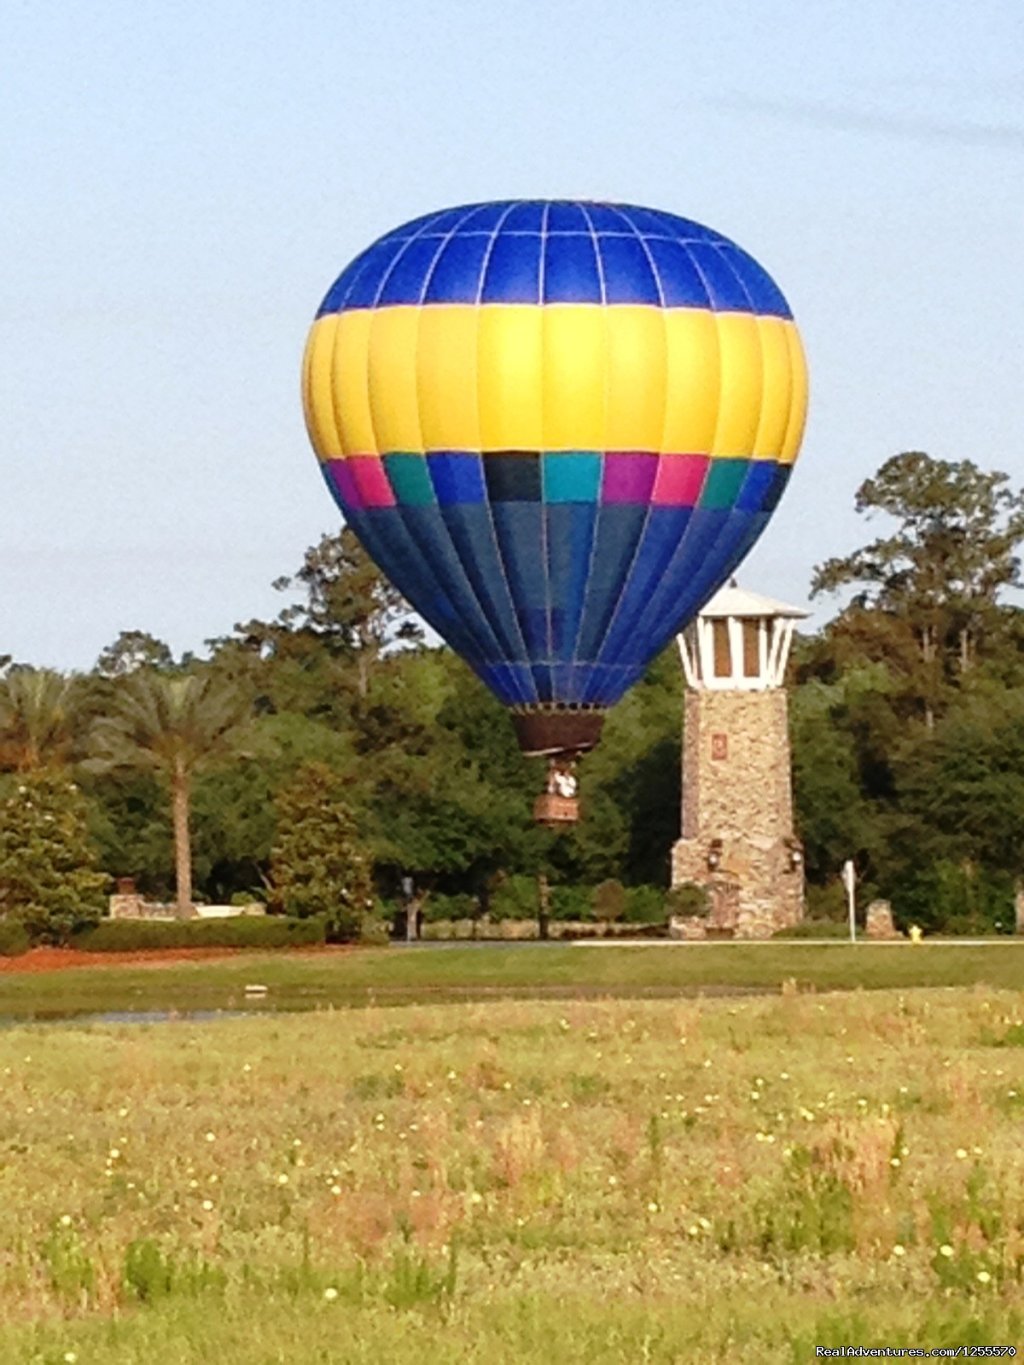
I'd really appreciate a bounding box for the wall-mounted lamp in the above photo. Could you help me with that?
[785,839,804,872]
[706,838,723,872]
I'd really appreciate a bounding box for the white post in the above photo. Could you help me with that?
[842,860,857,942]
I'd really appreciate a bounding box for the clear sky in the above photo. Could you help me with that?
[3,0,1022,669]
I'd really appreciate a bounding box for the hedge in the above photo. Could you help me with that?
[0,920,31,956]
[71,916,327,953]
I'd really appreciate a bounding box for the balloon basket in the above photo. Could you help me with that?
[533,792,580,826]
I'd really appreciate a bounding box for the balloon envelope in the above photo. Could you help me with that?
[303,200,807,751]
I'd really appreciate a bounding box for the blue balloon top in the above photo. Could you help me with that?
[317,199,792,318]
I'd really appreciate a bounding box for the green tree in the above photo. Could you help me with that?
[270,762,373,938]
[812,452,1024,726]
[0,772,107,943]
[94,631,175,678]
[0,668,77,771]
[88,671,252,917]
[272,529,423,698]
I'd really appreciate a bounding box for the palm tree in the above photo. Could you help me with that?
[0,668,76,771]
[89,670,252,917]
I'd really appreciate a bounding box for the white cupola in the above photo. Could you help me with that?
[677,582,809,692]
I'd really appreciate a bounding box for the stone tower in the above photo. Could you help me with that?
[671,584,807,938]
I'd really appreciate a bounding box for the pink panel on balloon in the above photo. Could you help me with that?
[651,454,710,506]
[349,456,397,508]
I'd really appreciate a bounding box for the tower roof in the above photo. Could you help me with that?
[698,583,809,620]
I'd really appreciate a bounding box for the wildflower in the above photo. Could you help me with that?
[201,1199,214,1212]
[59,1214,72,1228]
[977,1270,992,1285]
[687,1224,699,1236]
[647,1201,659,1213]
[469,1192,483,1205]
[118,1107,129,1118]
[277,1174,289,1186]
[608,1175,617,1186]
[108,1148,121,1160]
[892,1244,906,1257]
[939,1244,954,1258]
[890,1157,901,1168]
[64,1354,77,1364]
[956,1148,968,1160]
[292,1138,301,1147]
[324,1286,338,1301]
[331,1184,342,1196]
[411,1189,421,1199]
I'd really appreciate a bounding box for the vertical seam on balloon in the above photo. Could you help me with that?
[713,244,765,463]
[355,214,506,671]
[473,204,534,700]
[561,202,610,698]
[587,207,672,673]
[363,213,448,459]
[537,201,555,688]
[412,206,515,672]
[610,239,736,670]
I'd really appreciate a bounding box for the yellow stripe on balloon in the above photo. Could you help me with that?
[752,317,793,459]
[304,304,806,462]
[368,307,422,453]
[780,323,809,465]
[307,311,378,456]
[604,306,666,450]
[541,306,607,450]
[302,314,345,459]
[417,304,480,450]
[478,305,545,449]
[711,312,763,458]
[661,309,720,453]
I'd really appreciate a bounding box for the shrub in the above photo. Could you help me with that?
[805,880,850,923]
[421,892,477,923]
[592,879,627,921]
[358,916,391,946]
[270,763,373,940]
[72,916,326,952]
[490,874,539,921]
[665,882,709,918]
[623,884,666,924]
[0,773,107,944]
[0,919,31,956]
[548,883,592,921]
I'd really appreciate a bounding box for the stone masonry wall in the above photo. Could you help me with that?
[672,688,804,938]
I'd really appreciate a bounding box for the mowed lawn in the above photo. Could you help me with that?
[1,989,1023,1363]
[3,942,1024,1019]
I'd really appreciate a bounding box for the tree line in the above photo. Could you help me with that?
[2,450,1024,942]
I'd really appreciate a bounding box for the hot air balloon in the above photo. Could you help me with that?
[302,200,807,822]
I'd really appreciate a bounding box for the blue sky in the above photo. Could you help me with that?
[3,0,1022,669]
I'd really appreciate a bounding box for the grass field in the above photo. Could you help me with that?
[1,986,1023,1362]
[2,942,1024,1020]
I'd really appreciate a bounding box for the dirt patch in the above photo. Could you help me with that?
[0,945,354,974]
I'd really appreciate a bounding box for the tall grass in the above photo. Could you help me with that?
[1,989,1022,1362]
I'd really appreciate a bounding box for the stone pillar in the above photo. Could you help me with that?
[865,899,901,939]
[671,688,804,938]
[1015,885,1024,936]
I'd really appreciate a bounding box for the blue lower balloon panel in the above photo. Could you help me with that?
[339,493,777,710]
